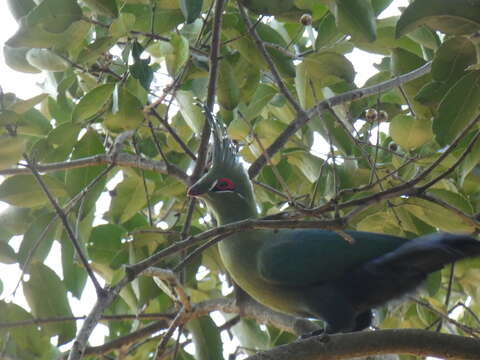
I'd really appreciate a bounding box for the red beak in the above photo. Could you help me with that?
[187,186,202,197]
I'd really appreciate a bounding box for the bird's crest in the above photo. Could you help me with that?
[204,107,239,170]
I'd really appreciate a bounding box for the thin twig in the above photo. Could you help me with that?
[149,110,197,161]
[141,267,191,312]
[24,155,103,295]
[411,297,480,337]
[154,308,185,360]
[237,1,304,114]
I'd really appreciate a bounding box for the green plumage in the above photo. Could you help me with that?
[188,115,480,333]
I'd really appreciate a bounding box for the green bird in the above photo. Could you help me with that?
[187,116,480,334]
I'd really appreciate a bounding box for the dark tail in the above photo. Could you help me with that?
[345,233,480,309]
[369,233,480,273]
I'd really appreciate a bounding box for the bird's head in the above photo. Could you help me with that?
[187,113,257,224]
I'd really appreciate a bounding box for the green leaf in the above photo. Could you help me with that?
[83,0,119,17]
[17,107,53,136]
[61,231,87,299]
[25,48,70,72]
[333,0,376,42]
[8,93,48,114]
[6,0,36,21]
[459,131,480,182]
[27,0,82,33]
[23,263,76,345]
[416,37,477,106]
[404,198,474,233]
[357,18,423,56]
[18,212,57,266]
[110,13,136,37]
[287,150,324,183]
[231,318,270,351]
[0,136,27,169]
[65,128,107,215]
[432,37,477,82]
[65,129,106,193]
[165,33,189,76]
[175,90,204,134]
[6,0,82,48]
[240,0,295,15]
[426,189,474,215]
[425,271,442,296]
[0,301,54,360]
[108,176,155,224]
[180,0,203,23]
[88,224,128,269]
[0,206,33,235]
[433,71,480,147]
[77,36,116,64]
[104,86,145,132]
[244,84,277,121]
[228,117,250,141]
[55,20,92,57]
[217,59,240,110]
[122,4,185,35]
[130,59,154,92]
[391,48,431,117]
[0,174,68,207]
[396,0,480,37]
[390,114,432,150]
[3,45,41,73]
[72,83,115,122]
[315,12,341,49]
[303,52,355,85]
[187,316,223,360]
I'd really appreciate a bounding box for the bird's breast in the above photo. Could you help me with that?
[218,230,310,316]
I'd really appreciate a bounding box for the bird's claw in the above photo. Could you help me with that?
[299,329,330,342]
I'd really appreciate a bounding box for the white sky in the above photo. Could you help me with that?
[1,1,441,358]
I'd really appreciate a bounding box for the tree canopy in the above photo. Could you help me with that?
[1,0,480,359]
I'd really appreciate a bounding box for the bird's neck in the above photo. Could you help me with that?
[214,199,258,225]
[204,192,258,225]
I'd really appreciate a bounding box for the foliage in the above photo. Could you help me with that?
[1,0,480,359]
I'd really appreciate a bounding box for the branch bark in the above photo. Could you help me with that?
[245,329,480,360]
[0,152,190,184]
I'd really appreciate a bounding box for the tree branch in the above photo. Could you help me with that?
[0,152,190,184]
[80,297,317,357]
[245,329,480,360]
[248,61,432,178]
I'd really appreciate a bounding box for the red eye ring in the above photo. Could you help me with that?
[215,177,234,191]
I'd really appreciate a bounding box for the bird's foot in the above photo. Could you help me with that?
[299,329,330,342]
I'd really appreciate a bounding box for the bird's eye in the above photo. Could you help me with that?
[212,177,234,192]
